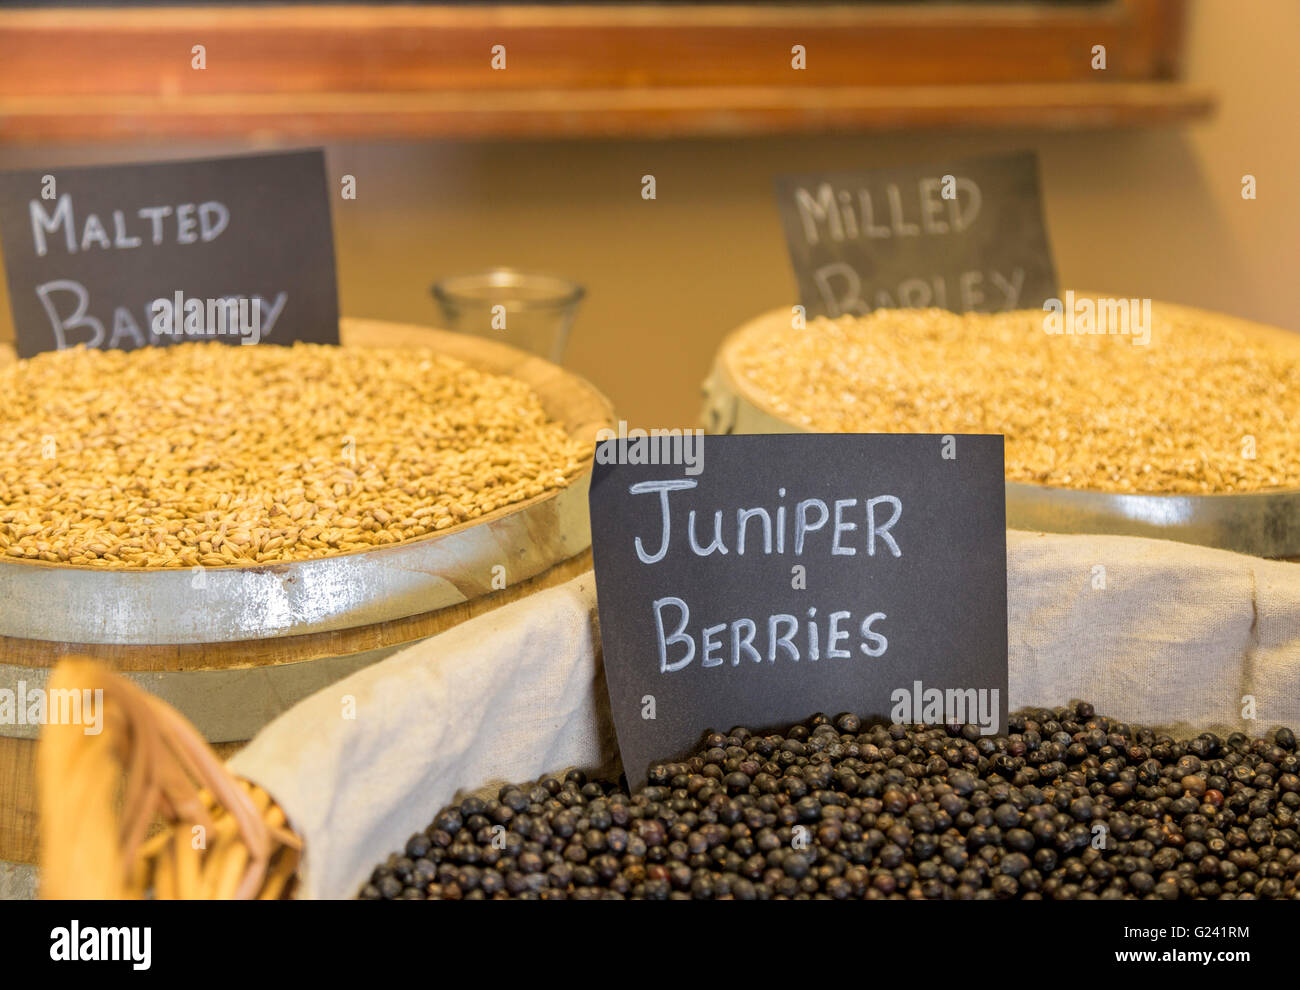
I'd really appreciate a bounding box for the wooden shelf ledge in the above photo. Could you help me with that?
[0,2,1212,142]
[0,83,1213,141]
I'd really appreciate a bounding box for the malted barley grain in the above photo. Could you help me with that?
[0,343,591,568]
[732,305,1300,495]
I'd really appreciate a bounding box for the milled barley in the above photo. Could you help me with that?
[731,303,1300,494]
[0,343,592,568]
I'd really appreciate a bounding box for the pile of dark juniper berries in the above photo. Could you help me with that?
[360,703,1300,899]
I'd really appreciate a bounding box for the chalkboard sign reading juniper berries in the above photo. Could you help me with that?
[590,433,1009,785]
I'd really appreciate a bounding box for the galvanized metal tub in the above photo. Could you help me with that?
[0,318,613,871]
[702,305,1300,559]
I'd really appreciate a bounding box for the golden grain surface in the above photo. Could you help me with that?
[732,306,1300,494]
[0,343,591,568]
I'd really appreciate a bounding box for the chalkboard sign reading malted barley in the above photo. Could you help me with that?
[0,150,338,358]
[775,151,1058,319]
[589,433,1008,786]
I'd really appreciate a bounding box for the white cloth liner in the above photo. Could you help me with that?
[231,530,1300,899]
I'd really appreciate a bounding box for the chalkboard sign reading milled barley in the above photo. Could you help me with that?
[360,702,1300,900]
[774,152,1057,320]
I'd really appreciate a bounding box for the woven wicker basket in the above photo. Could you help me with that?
[38,658,300,899]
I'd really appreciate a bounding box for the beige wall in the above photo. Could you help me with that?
[2,1,1297,426]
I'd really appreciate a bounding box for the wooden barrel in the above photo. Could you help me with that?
[703,303,1300,559]
[0,318,614,879]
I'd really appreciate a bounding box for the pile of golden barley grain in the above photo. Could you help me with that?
[0,343,591,568]
[731,304,1300,494]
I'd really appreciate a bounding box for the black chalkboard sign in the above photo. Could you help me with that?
[775,151,1057,319]
[0,150,338,358]
[590,432,1008,786]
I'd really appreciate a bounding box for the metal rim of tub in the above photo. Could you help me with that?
[0,319,614,645]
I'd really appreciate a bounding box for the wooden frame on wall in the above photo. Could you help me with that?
[0,1,1212,142]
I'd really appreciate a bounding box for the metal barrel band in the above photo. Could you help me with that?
[0,647,405,744]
